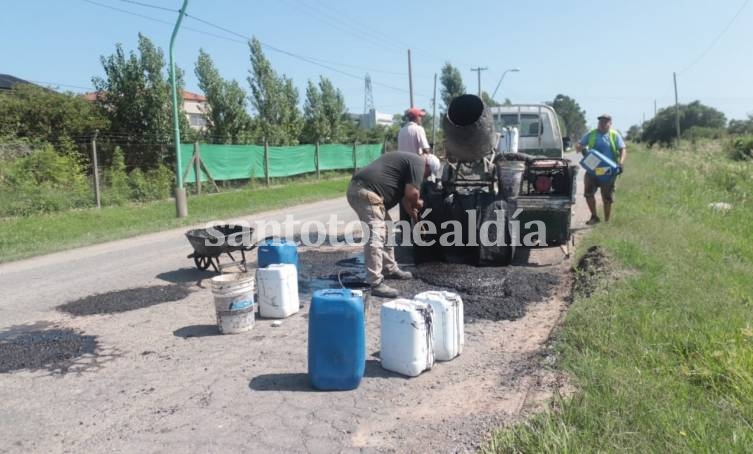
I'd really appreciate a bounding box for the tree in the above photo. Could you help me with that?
[318,77,347,143]
[728,115,753,135]
[0,84,108,150]
[92,33,188,168]
[641,101,726,145]
[626,125,642,141]
[301,76,347,144]
[480,91,500,107]
[301,80,327,143]
[194,49,252,144]
[440,63,465,111]
[247,37,302,145]
[548,94,587,140]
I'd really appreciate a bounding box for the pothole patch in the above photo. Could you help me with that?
[58,285,192,316]
[0,328,99,374]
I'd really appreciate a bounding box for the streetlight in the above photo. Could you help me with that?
[491,68,520,102]
[170,0,189,218]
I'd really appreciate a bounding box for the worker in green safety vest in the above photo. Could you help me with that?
[576,113,627,225]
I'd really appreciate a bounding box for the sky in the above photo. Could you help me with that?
[2,0,752,132]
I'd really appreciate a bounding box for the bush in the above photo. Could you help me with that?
[0,144,92,216]
[129,165,173,201]
[682,126,727,142]
[726,136,753,161]
[101,146,129,206]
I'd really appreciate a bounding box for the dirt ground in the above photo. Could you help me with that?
[0,182,591,453]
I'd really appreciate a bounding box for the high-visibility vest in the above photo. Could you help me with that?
[588,129,620,159]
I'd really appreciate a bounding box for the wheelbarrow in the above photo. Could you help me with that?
[185,224,256,273]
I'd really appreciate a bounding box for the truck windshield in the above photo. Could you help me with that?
[493,113,543,137]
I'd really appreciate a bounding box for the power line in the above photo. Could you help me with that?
[92,0,431,92]
[679,0,750,74]
[117,0,176,13]
[84,0,247,44]
[292,0,449,65]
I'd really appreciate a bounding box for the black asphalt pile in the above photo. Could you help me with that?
[58,285,192,316]
[572,245,612,298]
[0,329,98,374]
[298,250,362,293]
[298,249,559,322]
[414,262,559,321]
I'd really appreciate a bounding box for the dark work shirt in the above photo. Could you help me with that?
[352,151,426,209]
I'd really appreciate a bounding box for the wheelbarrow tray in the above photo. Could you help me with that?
[185,224,256,272]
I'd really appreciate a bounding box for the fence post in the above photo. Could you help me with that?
[264,139,270,186]
[194,141,201,196]
[91,130,101,209]
[352,141,357,175]
[315,140,320,180]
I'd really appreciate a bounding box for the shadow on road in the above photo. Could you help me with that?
[364,359,403,379]
[157,268,213,286]
[249,373,310,392]
[173,324,220,338]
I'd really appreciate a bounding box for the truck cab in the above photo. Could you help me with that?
[489,104,564,158]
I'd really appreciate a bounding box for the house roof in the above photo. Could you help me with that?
[81,89,206,102]
[181,90,206,102]
[0,74,33,91]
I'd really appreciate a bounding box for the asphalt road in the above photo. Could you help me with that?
[0,152,592,452]
[0,197,359,329]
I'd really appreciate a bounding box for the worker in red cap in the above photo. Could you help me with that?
[397,107,431,155]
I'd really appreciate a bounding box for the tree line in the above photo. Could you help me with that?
[1,31,599,171]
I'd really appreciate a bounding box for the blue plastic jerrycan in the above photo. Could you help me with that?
[308,288,365,391]
[257,238,298,270]
[580,149,619,184]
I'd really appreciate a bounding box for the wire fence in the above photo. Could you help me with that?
[0,139,384,217]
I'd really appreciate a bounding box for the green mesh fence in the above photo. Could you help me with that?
[180,143,383,183]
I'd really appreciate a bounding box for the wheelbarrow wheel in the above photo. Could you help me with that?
[194,255,212,270]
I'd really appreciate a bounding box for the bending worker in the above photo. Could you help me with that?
[347,151,437,298]
[576,113,627,225]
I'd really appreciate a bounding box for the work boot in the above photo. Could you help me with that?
[371,282,399,298]
[384,269,413,280]
[586,215,601,226]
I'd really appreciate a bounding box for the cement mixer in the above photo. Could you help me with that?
[415,94,578,265]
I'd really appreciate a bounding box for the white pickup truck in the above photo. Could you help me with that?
[489,104,564,158]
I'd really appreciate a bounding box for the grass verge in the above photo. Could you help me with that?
[487,141,753,452]
[0,176,349,263]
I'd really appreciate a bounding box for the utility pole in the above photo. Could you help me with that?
[654,99,657,117]
[408,49,414,107]
[431,73,437,146]
[91,130,101,209]
[471,66,488,97]
[170,0,189,218]
[673,72,681,142]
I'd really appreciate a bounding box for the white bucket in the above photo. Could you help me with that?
[496,160,526,200]
[211,272,256,334]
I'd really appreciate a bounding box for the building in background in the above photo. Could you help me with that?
[359,109,395,129]
[81,89,209,131]
[0,74,36,91]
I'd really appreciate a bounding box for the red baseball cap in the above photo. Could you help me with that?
[406,107,425,120]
